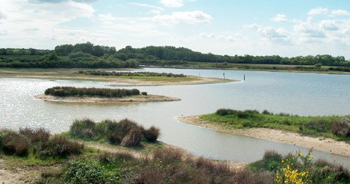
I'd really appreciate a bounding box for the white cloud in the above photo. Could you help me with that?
[160,0,183,8]
[293,17,326,38]
[0,0,96,48]
[0,11,5,19]
[131,3,164,14]
[244,23,261,29]
[246,24,288,38]
[153,11,212,24]
[200,33,215,39]
[331,9,350,16]
[271,14,287,22]
[29,0,97,3]
[319,20,339,31]
[257,27,288,38]
[308,7,328,16]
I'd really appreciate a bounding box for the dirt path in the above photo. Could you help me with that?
[178,115,350,157]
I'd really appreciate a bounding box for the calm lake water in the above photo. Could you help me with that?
[1,68,350,167]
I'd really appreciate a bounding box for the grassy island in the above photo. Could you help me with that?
[36,86,180,103]
[200,109,350,141]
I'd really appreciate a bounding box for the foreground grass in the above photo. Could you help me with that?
[1,118,350,183]
[200,109,350,142]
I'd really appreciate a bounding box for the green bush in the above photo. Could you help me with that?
[306,119,330,133]
[70,119,96,140]
[64,159,107,184]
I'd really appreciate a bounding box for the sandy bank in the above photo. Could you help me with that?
[108,76,235,86]
[177,115,350,157]
[35,94,180,103]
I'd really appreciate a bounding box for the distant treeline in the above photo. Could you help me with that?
[45,87,141,98]
[113,45,350,66]
[1,42,350,68]
[80,71,186,78]
[0,43,138,68]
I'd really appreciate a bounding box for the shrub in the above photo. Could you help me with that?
[70,119,96,139]
[332,119,350,137]
[141,92,147,95]
[39,136,83,158]
[250,150,282,172]
[215,109,259,118]
[120,128,143,147]
[262,110,273,115]
[142,126,160,142]
[2,131,30,156]
[64,159,106,184]
[98,152,134,164]
[19,128,50,143]
[153,148,184,164]
[306,119,330,132]
[216,108,236,116]
[194,157,231,176]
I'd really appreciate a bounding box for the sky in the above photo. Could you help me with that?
[1,0,350,58]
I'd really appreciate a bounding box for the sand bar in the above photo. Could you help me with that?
[35,94,180,103]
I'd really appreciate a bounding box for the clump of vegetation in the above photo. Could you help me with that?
[69,118,160,147]
[1,131,30,156]
[80,71,186,78]
[201,108,350,141]
[38,136,84,158]
[332,118,350,137]
[142,126,160,142]
[44,86,140,98]
[0,128,83,159]
[250,150,350,184]
[20,127,50,143]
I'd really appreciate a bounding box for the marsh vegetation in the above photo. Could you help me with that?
[45,86,142,98]
[201,109,350,142]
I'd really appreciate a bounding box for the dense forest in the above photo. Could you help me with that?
[1,42,350,68]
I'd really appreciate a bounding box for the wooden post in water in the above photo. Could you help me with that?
[223,73,225,79]
[244,74,245,81]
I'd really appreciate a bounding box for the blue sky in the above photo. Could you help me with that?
[1,0,350,58]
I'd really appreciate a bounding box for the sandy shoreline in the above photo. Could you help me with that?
[35,94,180,103]
[177,115,350,157]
